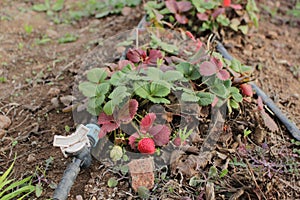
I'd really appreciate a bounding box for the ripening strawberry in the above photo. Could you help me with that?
[223,0,231,7]
[138,138,156,154]
[240,83,253,97]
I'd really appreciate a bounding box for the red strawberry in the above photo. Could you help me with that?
[138,138,156,154]
[223,0,231,7]
[240,83,253,97]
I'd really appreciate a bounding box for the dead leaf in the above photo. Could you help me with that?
[260,109,279,132]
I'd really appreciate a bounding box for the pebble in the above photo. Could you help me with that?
[75,195,83,200]
[0,115,11,129]
[60,95,76,106]
[47,87,61,97]
[51,97,60,108]
[27,153,36,163]
[266,30,278,39]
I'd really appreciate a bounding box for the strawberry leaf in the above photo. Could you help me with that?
[87,68,108,83]
[217,69,230,80]
[79,82,97,97]
[197,13,209,21]
[128,132,139,150]
[149,125,171,146]
[197,92,214,106]
[140,113,156,133]
[147,49,163,65]
[103,100,115,115]
[109,86,130,105]
[116,99,138,122]
[177,1,192,12]
[165,0,178,13]
[150,81,170,97]
[199,61,218,76]
[175,13,189,24]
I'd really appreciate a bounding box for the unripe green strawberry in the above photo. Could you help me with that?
[138,138,155,154]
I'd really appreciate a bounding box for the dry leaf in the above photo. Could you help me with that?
[260,109,279,132]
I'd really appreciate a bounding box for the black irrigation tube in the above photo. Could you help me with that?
[216,41,300,141]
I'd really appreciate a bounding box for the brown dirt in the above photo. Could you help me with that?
[0,0,299,199]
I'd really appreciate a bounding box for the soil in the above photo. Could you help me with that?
[0,0,299,200]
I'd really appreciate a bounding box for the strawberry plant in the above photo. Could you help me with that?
[78,28,254,160]
[145,0,259,35]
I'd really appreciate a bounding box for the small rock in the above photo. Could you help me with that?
[75,195,83,200]
[266,30,278,39]
[0,129,6,139]
[60,95,76,106]
[27,153,36,163]
[0,115,11,129]
[47,87,60,97]
[51,97,60,108]
[122,7,132,16]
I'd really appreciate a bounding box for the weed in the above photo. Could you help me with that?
[0,158,35,199]
[0,77,7,83]
[58,33,78,44]
[24,24,33,35]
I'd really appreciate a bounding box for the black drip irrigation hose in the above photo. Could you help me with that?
[216,41,300,141]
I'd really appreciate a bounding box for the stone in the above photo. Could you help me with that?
[51,97,60,108]
[0,115,11,129]
[27,153,36,163]
[47,87,60,97]
[127,157,155,192]
[60,95,76,106]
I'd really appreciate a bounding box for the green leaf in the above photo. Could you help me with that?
[163,70,184,82]
[110,71,127,86]
[87,68,108,83]
[181,92,199,102]
[210,84,228,98]
[35,183,43,197]
[150,81,170,97]
[96,83,110,97]
[148,96,170,104]
[219,169,228,178]
[146,67,163,81]
[109,86,130,105]
[230,58,242,73]
[78,82,97,97]
[52,0,64,11]
[107,177,118,188]
[176,62,200,80]
[197,92,214,106]
[134,82,150,99]
[103,100,114,115]
[95,10,111,18]
[230,18,240,31]
[110,145,123,162]
[229,87,243,102]
[208,166,218,177]
[238,25,248,35]
[229,99,240,109]
[217,15,230,26]
[32,4,48,12]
